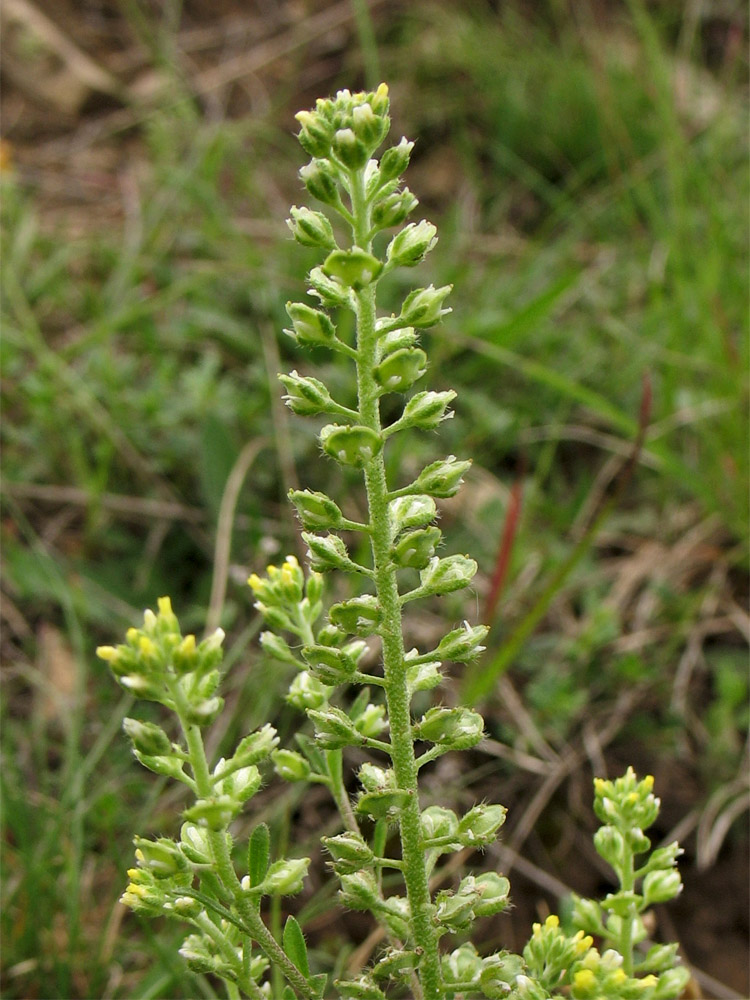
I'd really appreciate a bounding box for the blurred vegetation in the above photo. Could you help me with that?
[1,1,747,998]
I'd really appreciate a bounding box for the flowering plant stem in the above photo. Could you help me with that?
[351,172,442,999]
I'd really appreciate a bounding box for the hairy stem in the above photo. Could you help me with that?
[350,167,442,1000]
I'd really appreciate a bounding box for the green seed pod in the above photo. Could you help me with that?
[435,622,489,662]
[457,803,507,847]
[320,424,382,468]
[386,220,437,267]
[405,659,443,693]
[415,706,484,748]
[285,301,336,347]
[410,455,472,498]
[322,248,383,290]
[262,857,310,896]
[183,795,240,831]
[400,389,456,430]
[122,717,172,757]
[259,631,298,665]
[287,205,337,249]
[308,705,363,749]
[372,948,420,981]
[218,764,262,803]
[371,187,419,229]
[299,159,339,205]
[472,873,511,916]
[419,554,478,595]
[377,325,418,355]
[374,347,427,393]
[435,886,479,932]
[302,643,358,685]
[329,595,382,635]
[379,137,414,182]
[179,823,213,865]
[288,489,343,530]
[352,702,386,738]
[358,762,394,792]
[442,943,483,987]
[391,526,441,568]
[420,805,460,843]
[389,494,437,531]
[356,787,412,820]
[272,749,312,782]
[334,976,387,1000]
[307,266,351,308]
[398,283,452,327]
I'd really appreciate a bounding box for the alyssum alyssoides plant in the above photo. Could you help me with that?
[98,85,692,1000]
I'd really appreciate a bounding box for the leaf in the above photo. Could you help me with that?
[282,987,296,1000]
[311,972,328,998]
[283,915,310,978]
[247,823,270,888]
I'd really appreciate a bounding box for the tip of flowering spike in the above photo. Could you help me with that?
[157,596,172,615]
[376,83,389,98]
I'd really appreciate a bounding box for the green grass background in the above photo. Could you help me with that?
[2,1,748,997]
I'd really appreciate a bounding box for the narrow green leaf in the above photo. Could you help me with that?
[247,823,270,888]
[283,915,310,978]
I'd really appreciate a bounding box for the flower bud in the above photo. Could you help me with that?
[299,159,339,205]
[302,643,358,685]
[295,110,333,158]
[287,205,336,249]
[307,266,351,308]
[351,103,389,150]
[406,659,443,693]
[410,455,472,498]
[322,831,375,874]
[287,670,330,710]
[259,631,298,665]
[218,764,262,803]
[172,633,198,674]
[391,526,441,569]
[642,868,682,905]
[285,301,336,348]
[377,324,418,353]
[419,554,478,595]
[329,595,382,635]
[303,532,361,575]
[386,220,437,268]
[279,371,337,416]
[372,188,419,229]
[184,695,224,727]
[457,803,507,846]
[379,137,414,182]
[339,870,380,910]
[272,749,312,782]
[262,857,310,896]
[370,82,390,116]
[183,795,240,831]
[288,489,343,530]
[435,622,489,662]
[133,750,187,780]
[594,825,626,869]
[472,872,511,916]
[356,787,411,820]
[332,127,369,169]
[308,705,362,749]
[389,494,436,531]
[320,424,382,468]
[479,954,525,1000]
[306,569,324,607]
[374,347,427,393]
[641,943,680,973]
[398,284,452,328]
[399,390,456,430]
[322,248,383,290]
[653,968,691,997]
[133,836,187,878]
[415,706,484,748]
[571,894,606,935]
[123,717,172,757]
